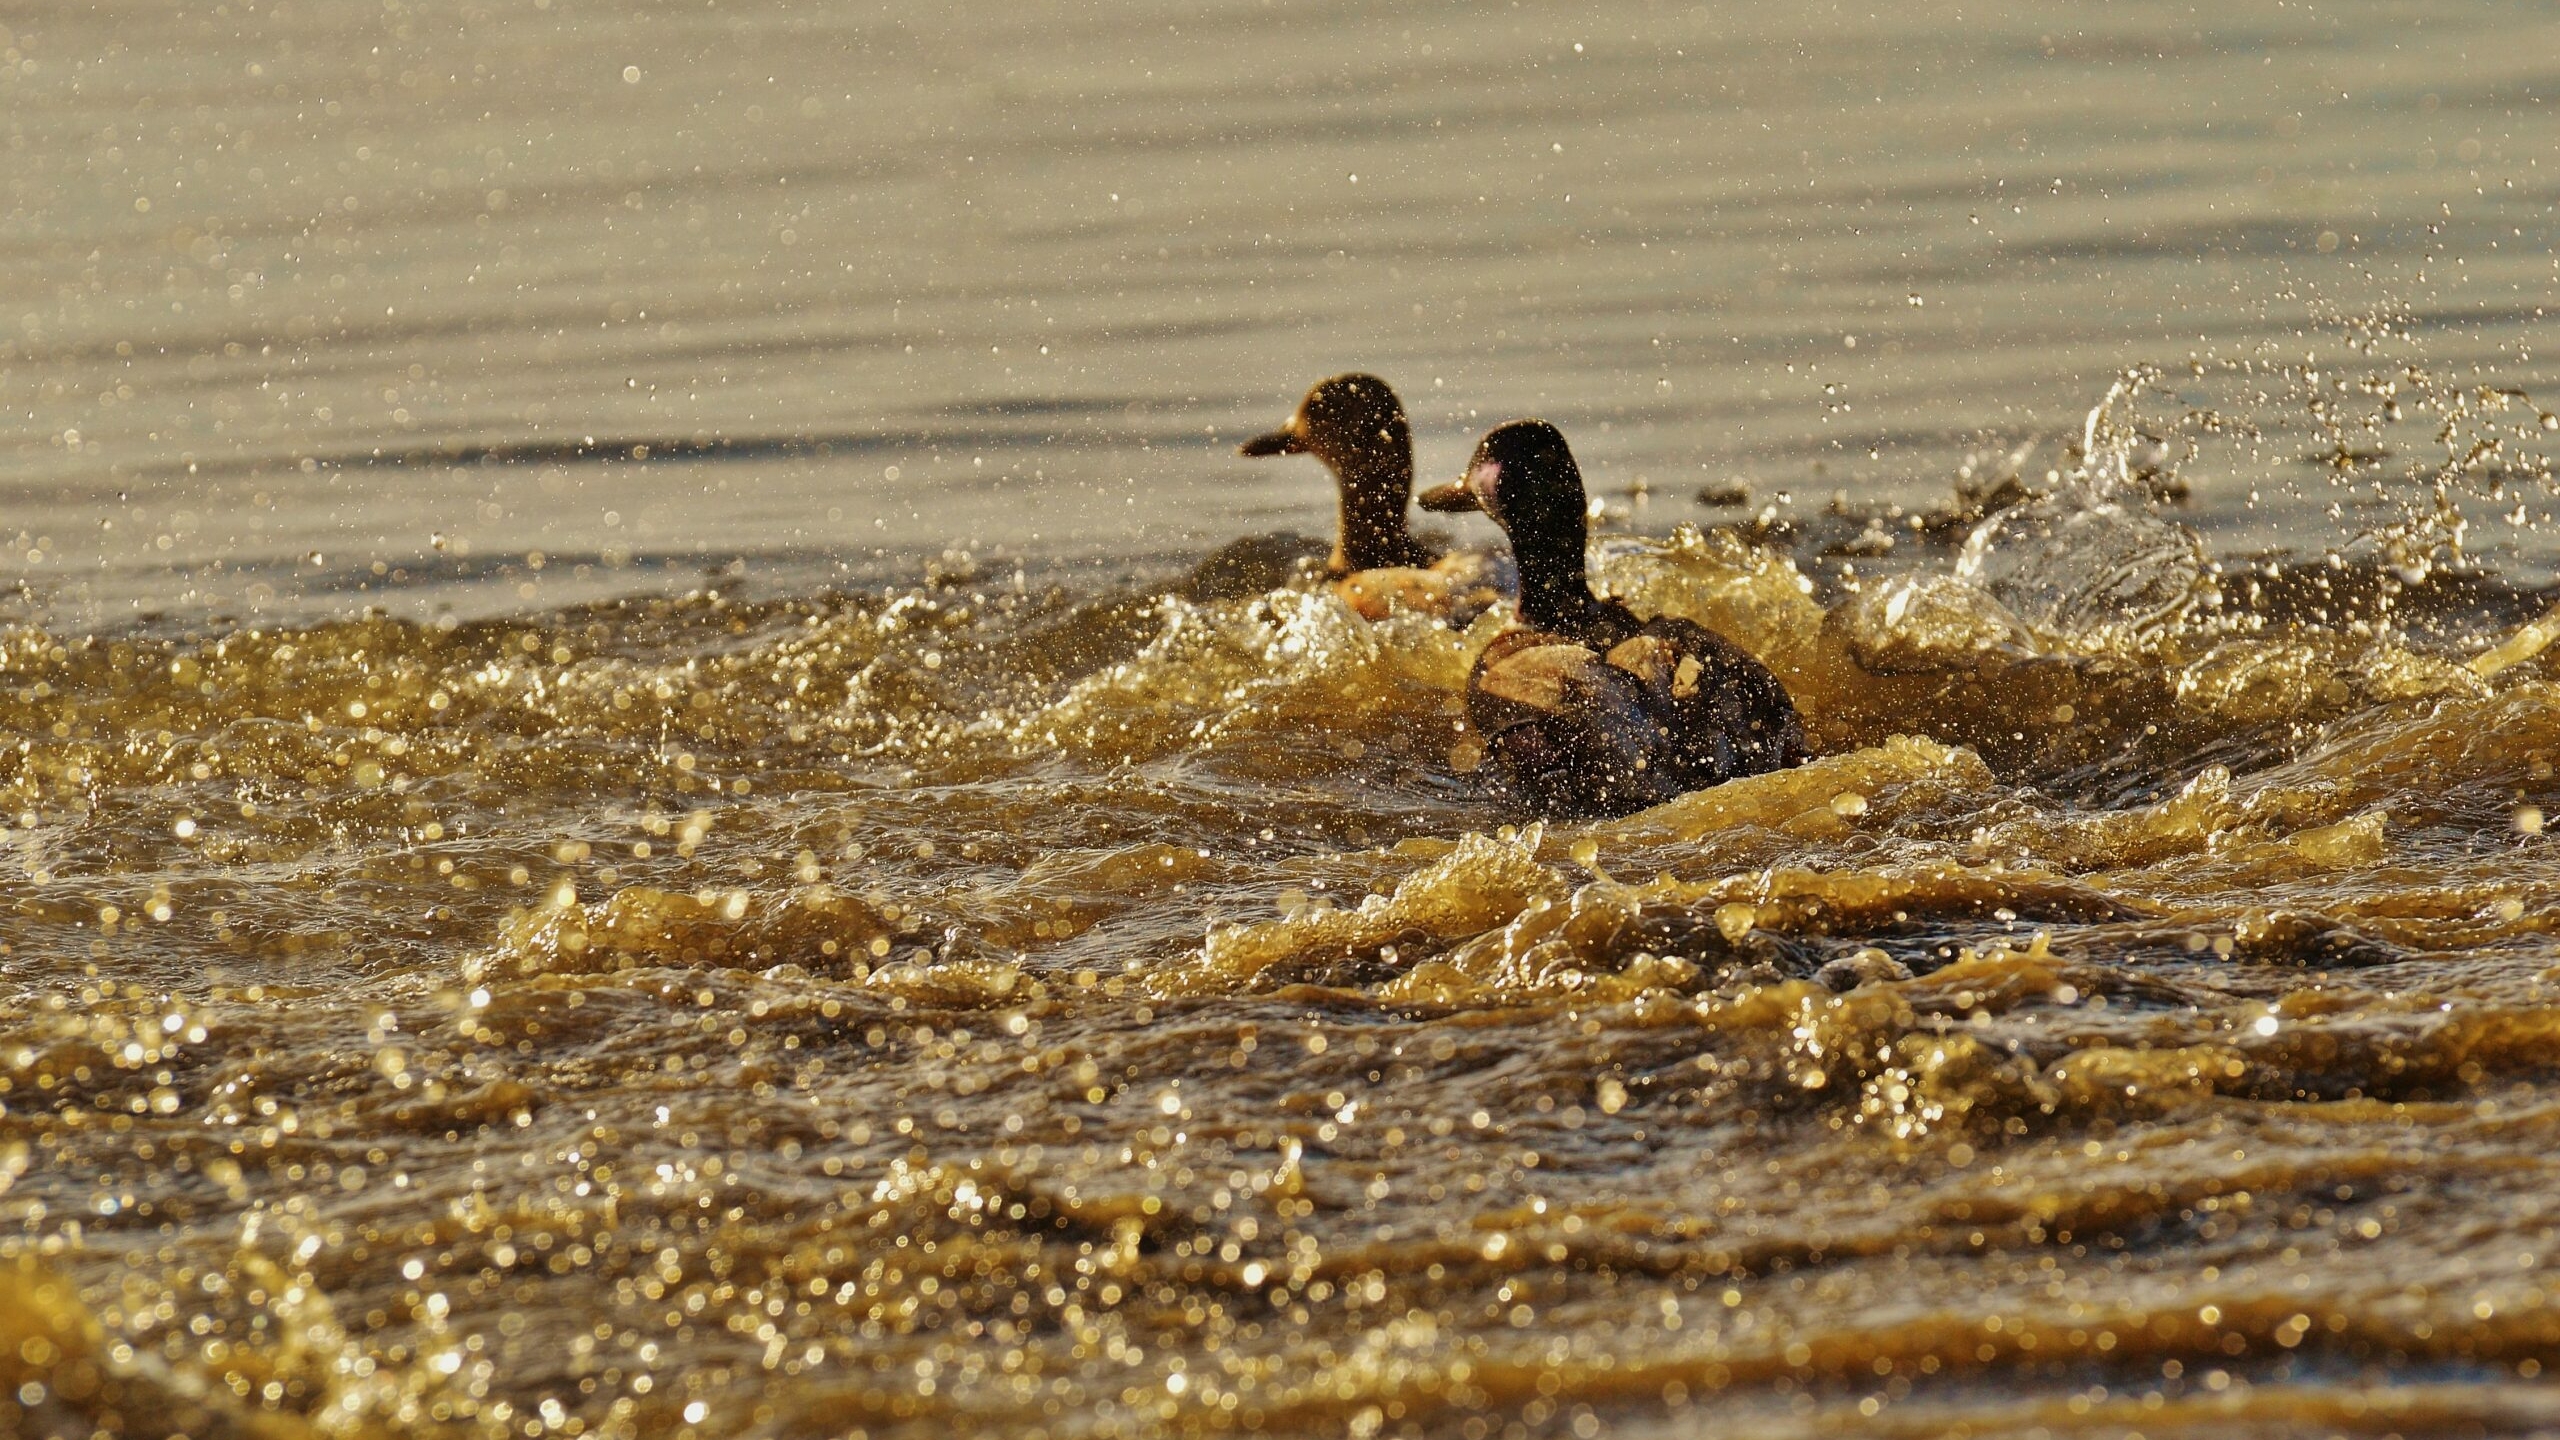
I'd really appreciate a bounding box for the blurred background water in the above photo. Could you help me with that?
[4,0,2555,621]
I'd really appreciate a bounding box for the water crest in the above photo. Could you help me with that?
[10,403,2560,1436]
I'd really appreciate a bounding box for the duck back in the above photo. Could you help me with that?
[1334,548,1517,624]
[1465,606,1805,817]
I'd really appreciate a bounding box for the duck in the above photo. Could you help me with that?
[1423,419,1808,816]
[1239,374,1511,621]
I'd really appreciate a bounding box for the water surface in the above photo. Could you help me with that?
[6,3,2560,1438]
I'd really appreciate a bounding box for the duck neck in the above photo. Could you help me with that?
[1516,546,1605,636]
[1331,453,1429,573]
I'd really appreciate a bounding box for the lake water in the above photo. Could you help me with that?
[6,2,2560,1438]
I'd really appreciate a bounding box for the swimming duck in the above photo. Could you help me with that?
[1239,374,1510,621]
[1425,419,1808,816]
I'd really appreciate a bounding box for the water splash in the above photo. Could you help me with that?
[1955,369,2218,648]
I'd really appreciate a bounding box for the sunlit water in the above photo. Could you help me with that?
[7,3,2560,1438]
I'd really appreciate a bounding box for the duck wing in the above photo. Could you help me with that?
[1466,630,1685,816]
[1603,618,1806,785]
[1334,565,1450,620]
[1331,550,1516,623]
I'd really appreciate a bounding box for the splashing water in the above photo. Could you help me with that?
[1957,370,2218,648]
[10,376,2560,1438]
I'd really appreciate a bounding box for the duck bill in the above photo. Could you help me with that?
[1238,427,1303,458]
[1421,455,1500,516]
[1416,481,1479,513]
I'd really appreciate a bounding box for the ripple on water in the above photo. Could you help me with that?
[7,497,2560,1439]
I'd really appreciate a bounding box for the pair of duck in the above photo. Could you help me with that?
[1241,374,1806,818]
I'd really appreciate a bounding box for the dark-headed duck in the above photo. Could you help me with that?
[1425,419,1807,816]
[1240,374,1510,621]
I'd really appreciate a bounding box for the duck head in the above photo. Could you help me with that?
[1430,419,1598,630]
[1240,374,1432,573]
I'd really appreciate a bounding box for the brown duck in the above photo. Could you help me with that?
[1424,419,1807,816]
[1239,374,1511,621]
